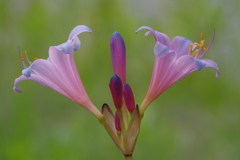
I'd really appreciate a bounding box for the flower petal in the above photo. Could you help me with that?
[146,31,171,47]
[56,41,72,54]
[135,26,158,41]
[202,59,220,77]
[68,25,92,40]
[48,46,89,102]
[195,59,206,70]
[154,41,173,57]
[22,66,31,77]
[56,25,92,54]
[171,36,193,58]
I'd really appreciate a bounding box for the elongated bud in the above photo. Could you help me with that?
[109,75,123,110]
[123,83,135,115]
[110,32,126,83]
[115,112,122,134]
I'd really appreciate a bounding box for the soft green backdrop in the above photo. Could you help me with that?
[1,0,240,159]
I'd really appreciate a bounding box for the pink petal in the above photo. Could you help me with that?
[148,51,177,95]
[154,41,174,57]
[48,46,89,102]
[163,55,196,90]
[150,31,171,47]
[68,25,92,40]
[202,59,220,77]
[171,36,193,58]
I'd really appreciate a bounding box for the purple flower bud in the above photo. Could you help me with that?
[123,83,135,115]
[109,75,123,110]
[110,32,126,83]
[115,112,121,134]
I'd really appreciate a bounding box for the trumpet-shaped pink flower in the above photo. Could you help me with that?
[136,26,220,114]
[13,25,104,120]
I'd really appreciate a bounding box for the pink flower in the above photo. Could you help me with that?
[14,25,104,120]
[136,26,220,114]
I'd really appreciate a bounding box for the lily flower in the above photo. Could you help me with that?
[136,26,220,114]
[13,25,104,121]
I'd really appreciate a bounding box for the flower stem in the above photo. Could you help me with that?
[124,154,133,160]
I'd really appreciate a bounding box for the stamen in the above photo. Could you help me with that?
[25,53,31,65]
[191,49,199,57]
[24,51,28,54]
[200,40,205,50]
[194,42,201,48]
[18,46,27,69]
[189,43,193,54]
[200,33,204,38]
[20,55,24,61]
[34,58,38,60]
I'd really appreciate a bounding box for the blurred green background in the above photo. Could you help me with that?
[1,0,240,159]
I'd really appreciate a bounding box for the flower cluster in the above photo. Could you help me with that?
[14,25,219,158]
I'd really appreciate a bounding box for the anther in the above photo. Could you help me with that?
[200,33,204,38]
[192,49,199,57]
[194,42,202,48]
[189,43,193,54]
[33,58,38,60]
[24,51,28,54]
[200,40,205,50]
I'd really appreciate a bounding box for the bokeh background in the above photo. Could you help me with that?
[1,0,240,159]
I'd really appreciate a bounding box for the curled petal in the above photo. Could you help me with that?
[56,25,92,54]
[68,25,92,40]
[73,37,81,51]
[154,41,174,57]
[135,26,158,41]
[202,59,220,77]
[195,59,206,70]
[56,41,72,54]
[145,31,171,47]
[22,66,32,77]
[172,36,193,58]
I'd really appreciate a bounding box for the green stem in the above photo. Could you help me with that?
[124,154,133,160]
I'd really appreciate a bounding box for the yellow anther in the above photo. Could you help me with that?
[194,42,202,48]
[191,49,199,57]
[24,51,28,54]
[199,40,205,50]
[30,61,33,64]
[19,55,24,61]
[200,33,204,38]
[189,43,193,54]
[33,58,38,60]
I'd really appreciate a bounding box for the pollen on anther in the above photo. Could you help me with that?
[200,40,205,50]
[34,58,38,60]
[194,42,201,48]
[20,55,24,61]
[192,49,199,57]
[24,51,28,54]
[189,43,193,54]
[200,33,204,38]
